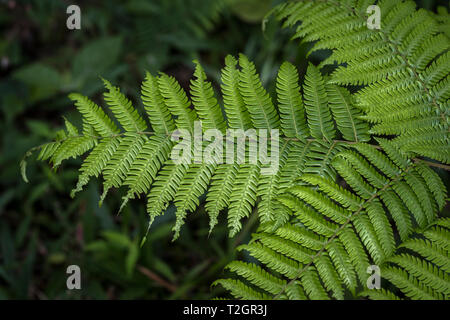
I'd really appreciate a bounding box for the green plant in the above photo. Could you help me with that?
[21,0,449,300]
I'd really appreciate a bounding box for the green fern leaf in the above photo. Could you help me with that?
[303,64,336,142]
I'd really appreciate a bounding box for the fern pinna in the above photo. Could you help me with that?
[360,218,450,300]
[21,0,449,301]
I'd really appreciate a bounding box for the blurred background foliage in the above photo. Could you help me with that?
[0,0,447,299]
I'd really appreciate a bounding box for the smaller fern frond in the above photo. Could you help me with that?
[119,135,172,212]
[71,137,121,197]
[146,160,189,224]
[173,163,216,240]
[99,133,147,205]
[326,84,369,142]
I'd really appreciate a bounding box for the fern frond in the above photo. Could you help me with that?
[212,279,270,300]
[359,288,401,300]
[100,133,147,204]
[315,253,344,299]
[120,135,172,211]
[326,240,357,294]
[387,254,450,295]
[381,267,441,300]
[326,84,369,142]
[71,137,121,197]
[238,242,299,279]
[399,238,450,273]
[224,261,286,295]
[273,0,450,163]
[146,160,188,224]
[364,222,450,300]
[217,144,448,299]
[303,140,346,180]
[205,164,238,232]
[255,140,293,225]
[190,61,227,132]
[50,120,97,168]
[24,53,378,238]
